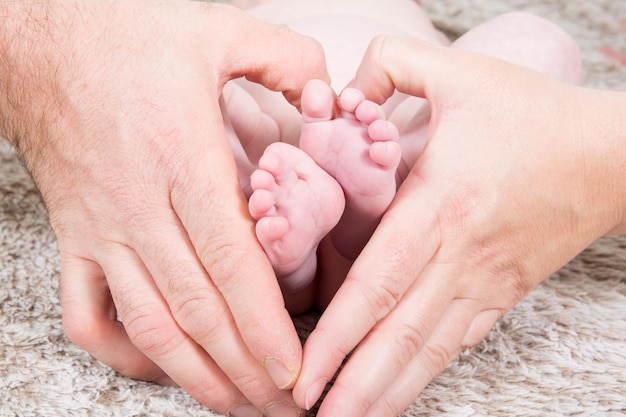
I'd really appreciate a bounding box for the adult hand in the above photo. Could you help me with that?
[0,1,327,415]
[293,37,626,416]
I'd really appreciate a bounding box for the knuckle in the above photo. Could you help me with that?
[169,289,228,342]
[376,394,403,417]
[123,305,183,359]
[172,362,247,416]
[226,369,260,395]
[332,378,372,415]
[312,324,357,368]
[510,263,533,302]
[422,342,454,376]
[350,273,403,323]
[187,377,242,415]
[200,237,248,289]
[392,320,428,365]
[161,259,202,295]
[62,309,98,350]
[480,252,532,308]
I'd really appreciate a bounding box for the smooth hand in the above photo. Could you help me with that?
[0,1,327,415]
[293,37,626,416]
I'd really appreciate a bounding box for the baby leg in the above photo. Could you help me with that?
[452,11,582,85]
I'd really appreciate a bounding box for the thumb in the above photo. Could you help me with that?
[350,36,474,105]
[211,4,330,107]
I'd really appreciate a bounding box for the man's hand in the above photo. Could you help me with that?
[293,37,626,416]
[0,1,328,415]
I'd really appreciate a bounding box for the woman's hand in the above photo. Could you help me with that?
[294,37,626,416]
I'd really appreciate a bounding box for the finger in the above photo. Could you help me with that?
[463,309,505,347]
[313,265,471,417]
[59,252,165,382]
[109,216,300,413]
[318,284,480,417]
[170,101,303,391]
[294,176,443,409]
[98,241,274,415]
[207,4,330,106]
[363,300,481,417]
[350,36,468,104]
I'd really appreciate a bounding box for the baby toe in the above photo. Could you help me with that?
[301,79,335,123]
[369,140,402,168]
[339,87,365,114]
[248,188,276,219]
[368,119,400,143]
[250,169,277,191]
[355,99,386,125]
[256,216,290,243]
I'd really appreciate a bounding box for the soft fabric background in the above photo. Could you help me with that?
[2,1,626,416]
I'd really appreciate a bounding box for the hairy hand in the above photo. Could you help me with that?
[1,1,327,415]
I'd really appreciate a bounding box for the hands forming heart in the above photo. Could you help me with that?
[2,1,626,417]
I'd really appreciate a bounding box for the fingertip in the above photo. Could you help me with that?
[292,333,343,410]
[351,35,398,104]
[353,36,450,103]
[221,12,329,107]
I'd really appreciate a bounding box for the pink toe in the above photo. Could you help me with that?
[302,79,335,123]
[249,189,276,219]
[258,150,289,180]
[257,216,290,242]
[369,141,402,168]
[250,169,276,191]
[355,100,385,125]
[368,119,400,142]
[339,88,365,114]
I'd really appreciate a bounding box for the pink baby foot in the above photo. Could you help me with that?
[299,79,401,260]
[249,141,345,293]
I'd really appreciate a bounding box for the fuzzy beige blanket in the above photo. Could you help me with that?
[2,1,626,416]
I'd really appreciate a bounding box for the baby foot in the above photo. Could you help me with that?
[299,79,401,260]
[248,141,345,293]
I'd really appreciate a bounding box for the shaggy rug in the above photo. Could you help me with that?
[2,1,626,416]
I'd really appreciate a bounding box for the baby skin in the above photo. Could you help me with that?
[247,79,401,312]
[224,0,583,313]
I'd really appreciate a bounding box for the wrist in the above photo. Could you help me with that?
[576,88,626,236]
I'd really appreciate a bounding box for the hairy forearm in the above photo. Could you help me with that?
[0,1,72,154]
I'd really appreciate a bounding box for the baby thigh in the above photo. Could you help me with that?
[452,12,582,85]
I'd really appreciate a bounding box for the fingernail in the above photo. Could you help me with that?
[305,378,328,410]
[263,357,297,389]
[228,403,261,417]
[263,402,304,417]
